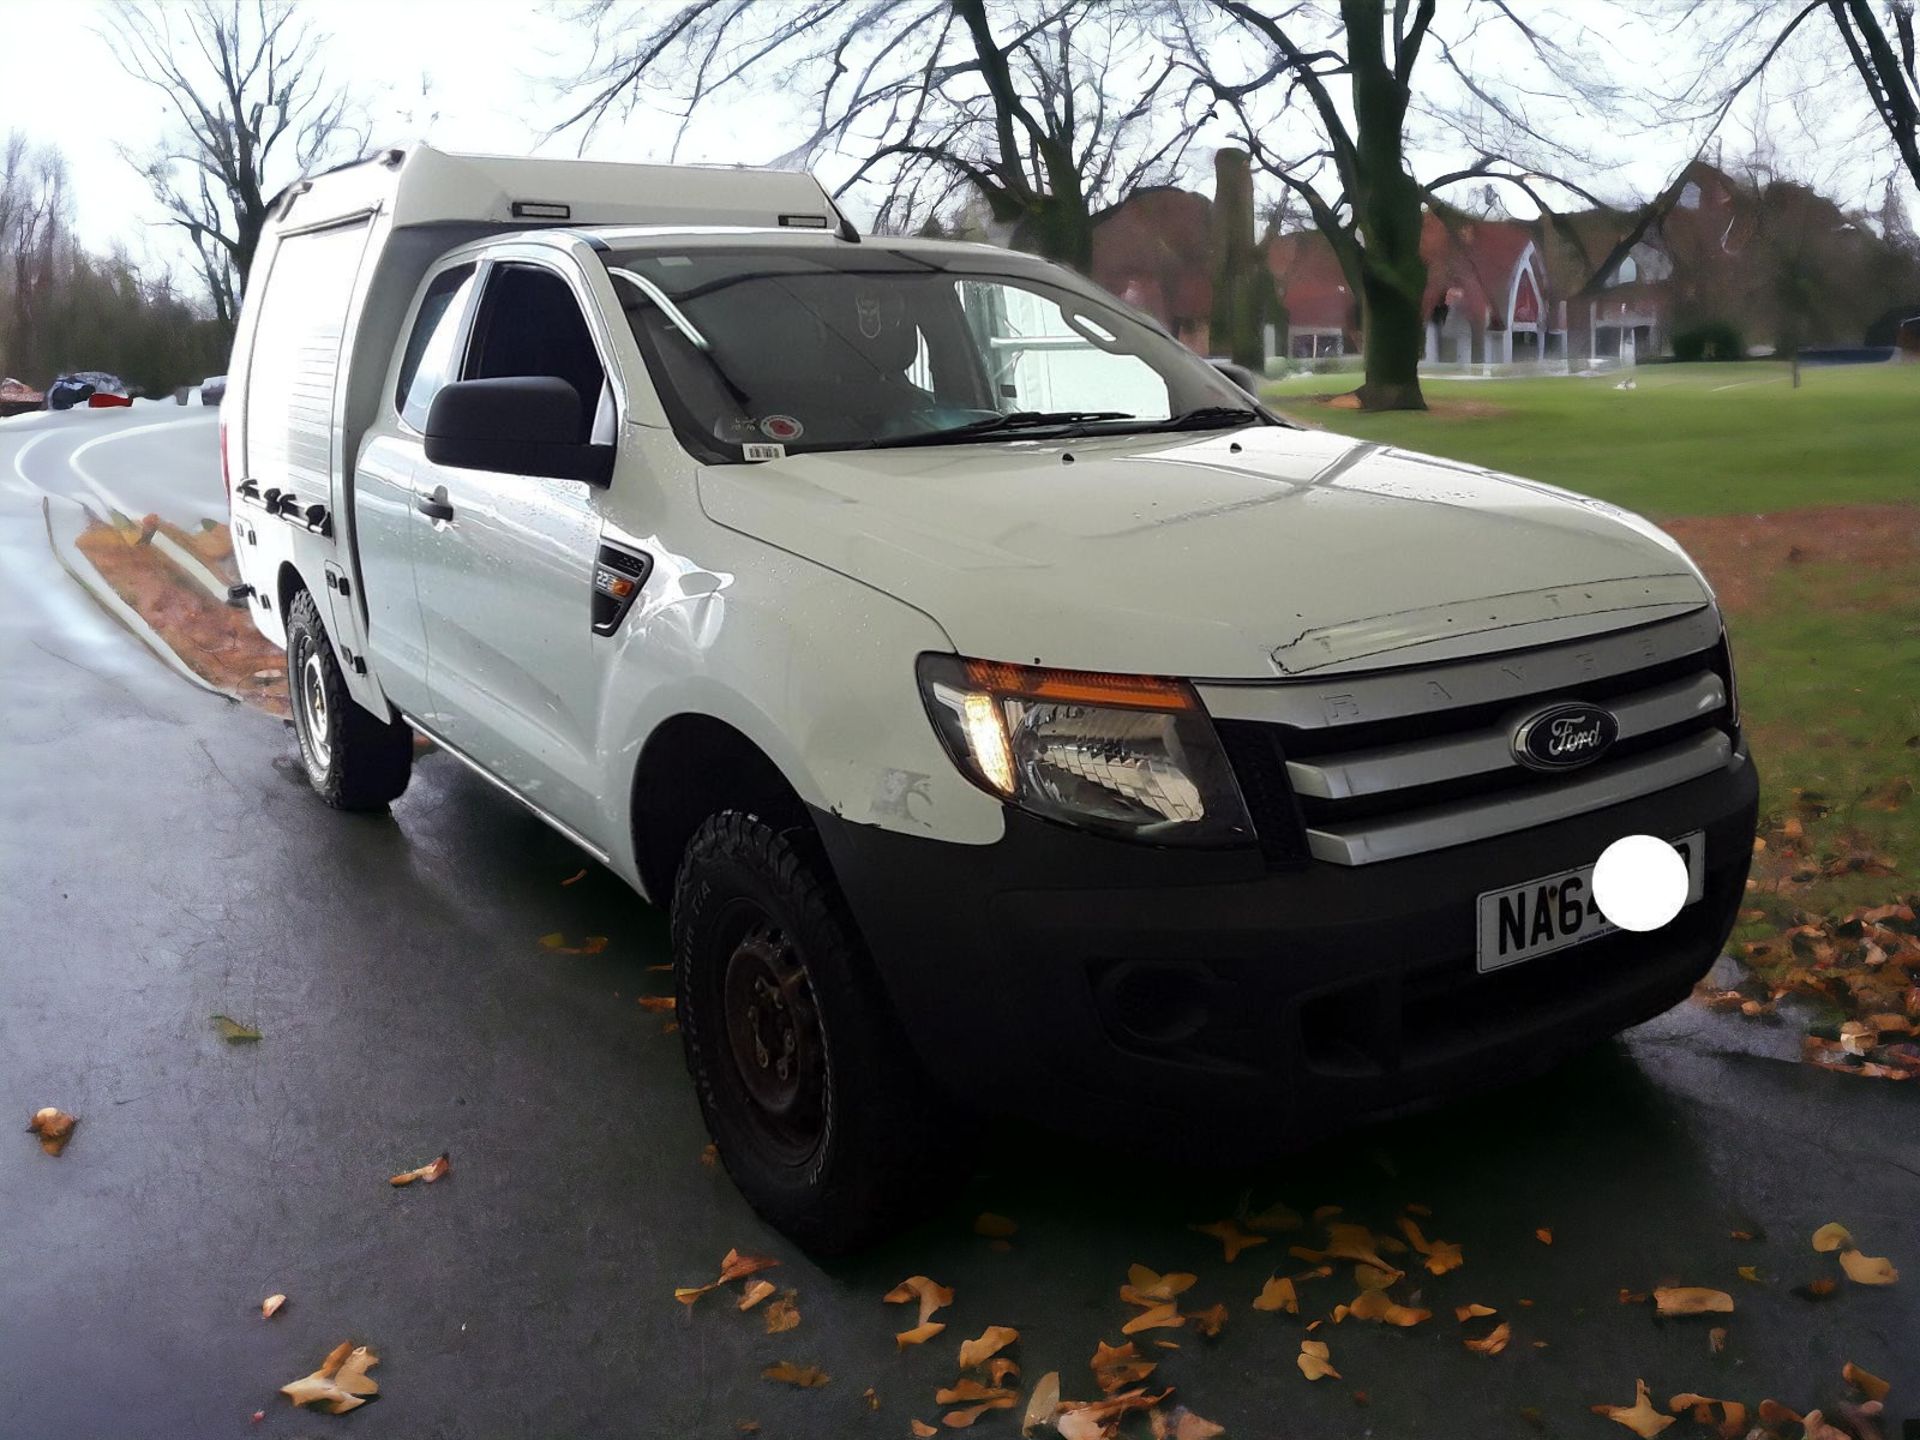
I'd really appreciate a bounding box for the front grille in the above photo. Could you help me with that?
[1204,613,1738,866]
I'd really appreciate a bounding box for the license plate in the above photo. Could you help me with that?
[1476,831,1706,973]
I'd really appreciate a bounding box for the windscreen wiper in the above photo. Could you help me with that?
[1148,405,1269,431]
[869,410,1135,449]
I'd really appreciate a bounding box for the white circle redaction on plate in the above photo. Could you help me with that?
[1592,834,1688,932]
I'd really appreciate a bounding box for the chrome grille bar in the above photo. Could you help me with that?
[1286,671,1726,801]
[1304,730,1737,865]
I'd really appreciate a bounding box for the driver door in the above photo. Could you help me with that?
[410,259,617,834]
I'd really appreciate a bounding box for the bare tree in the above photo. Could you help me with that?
[1662,1,1917,199]
[1177,0,1621,411]
[111,0,361,327]
[558,0,1208,273]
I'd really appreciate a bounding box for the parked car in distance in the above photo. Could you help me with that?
[46,371,130,411]
[0,377,44,417]
[226,147,1758,1254]
[201,375,227,406]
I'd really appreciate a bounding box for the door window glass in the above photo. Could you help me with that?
[464,265,609,445]
[395,264,477,431]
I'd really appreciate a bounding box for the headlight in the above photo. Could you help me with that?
[916,654,1254,846]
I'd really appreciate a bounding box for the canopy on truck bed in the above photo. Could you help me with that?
[270,145,845,237]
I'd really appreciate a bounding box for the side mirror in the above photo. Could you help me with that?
[424,376,613,484]
[1207,358,1262,396]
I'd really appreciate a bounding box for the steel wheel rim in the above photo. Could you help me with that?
[299,648,332,769]
[719,915,825,1162]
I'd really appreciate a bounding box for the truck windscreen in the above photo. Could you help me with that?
[602,245,1261,461]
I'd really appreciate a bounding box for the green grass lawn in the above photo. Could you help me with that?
[1269,361,1920,970]
[1264,361,1919,518]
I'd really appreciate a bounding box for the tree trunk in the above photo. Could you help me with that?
[1356,263,1426,408]
[1342,0,1427,412]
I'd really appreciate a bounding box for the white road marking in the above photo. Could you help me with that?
[69,417,197,517]
[6,430,56,497]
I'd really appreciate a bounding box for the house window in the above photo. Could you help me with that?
[1679,181,1702,210]
[1611,255,1638,286]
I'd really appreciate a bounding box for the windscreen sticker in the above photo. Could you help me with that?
[758,414,804,442]
[742,442,787,462]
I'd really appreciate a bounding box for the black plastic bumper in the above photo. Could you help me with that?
[812,744,1758,1154]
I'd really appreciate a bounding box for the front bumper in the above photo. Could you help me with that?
[813,742,1758,1154]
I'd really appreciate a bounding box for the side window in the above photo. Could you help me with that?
[395,264,477,431]
[463,265,609,446]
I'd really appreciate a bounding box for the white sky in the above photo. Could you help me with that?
[7,0,1913,284]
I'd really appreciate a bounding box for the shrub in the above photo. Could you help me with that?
[1672,322,1746,363]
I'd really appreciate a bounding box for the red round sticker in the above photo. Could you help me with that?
[760,415,804,441]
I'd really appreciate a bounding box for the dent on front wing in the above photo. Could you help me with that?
[1268,573,1712,676]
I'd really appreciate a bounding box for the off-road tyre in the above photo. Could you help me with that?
[673,810,957,1255]
[285,588,413,811]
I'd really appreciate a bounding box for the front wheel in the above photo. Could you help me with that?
[286,589,413,811]
[673,811,959,1255]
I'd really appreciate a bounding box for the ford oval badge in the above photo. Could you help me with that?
[1513,701,1618,772]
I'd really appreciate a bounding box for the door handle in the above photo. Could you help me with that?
[415,489,454,522]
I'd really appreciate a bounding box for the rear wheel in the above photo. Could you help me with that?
[286,589,413,810]
[673,810,958,1255]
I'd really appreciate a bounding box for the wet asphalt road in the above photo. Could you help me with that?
[1,411,1915,1438]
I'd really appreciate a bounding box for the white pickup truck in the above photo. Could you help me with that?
[226,146,1757,1252]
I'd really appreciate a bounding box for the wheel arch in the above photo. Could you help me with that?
[629,712,819,908]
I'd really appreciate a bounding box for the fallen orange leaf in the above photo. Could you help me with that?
[913,1423,938,1438]
[1347,1288,1430,1327]
[957,1325,1018,1369]
[1253,1276,1298,1314]
[561,868,587,885]
[1592,1379,1674,1437]
[1121,1301,1182,1335]
[719,1249,780,1283]
[1354,1262,1398,1292]
[1312,1205,1342,1222]
[1150,1405,1226,1440]
[537,932,610,955]
[1737,1265,1762,1283]
[1091,1340,1156,1393]
[739,1279,777,1311]
[1455,1303,1497,1322]
[1838,1250,1898,1285]
[389,1152,450,1186]
[281,1341,379,1415]
[761,1361,829,1388]
[637,996,675,1012]
[1653,1287,1734,1316]
[973,1212,1019,1239]
[1247,1200,1303,1232]
[1535,1228,1553,1246]
[1463,1321,1511,1356]
[1191,1219,1266,1262]
[27,1108,77,1156]
[887,1275,955,1326]
[1708,1327,1728,1354]
[1757,1400,1803,1427]
[1398,1217,1463,1276]
[988,1357,1019,1387]
[1121,1264,1197,1307]
[763,1294,800,1333]
[1668,1393,1747,1440]
[896,1321,947,1349]
[1812,1222,1852,1252]
[1297,1338,1339,1381]
[1187,1302,1227,1337]
[1842,1362,1889,1401]
[261,1294,287,1320]
[1405,1203,1433,1217]
[937,1381,1016,1405]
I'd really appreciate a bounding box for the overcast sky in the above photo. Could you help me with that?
[6,0,1912,283]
